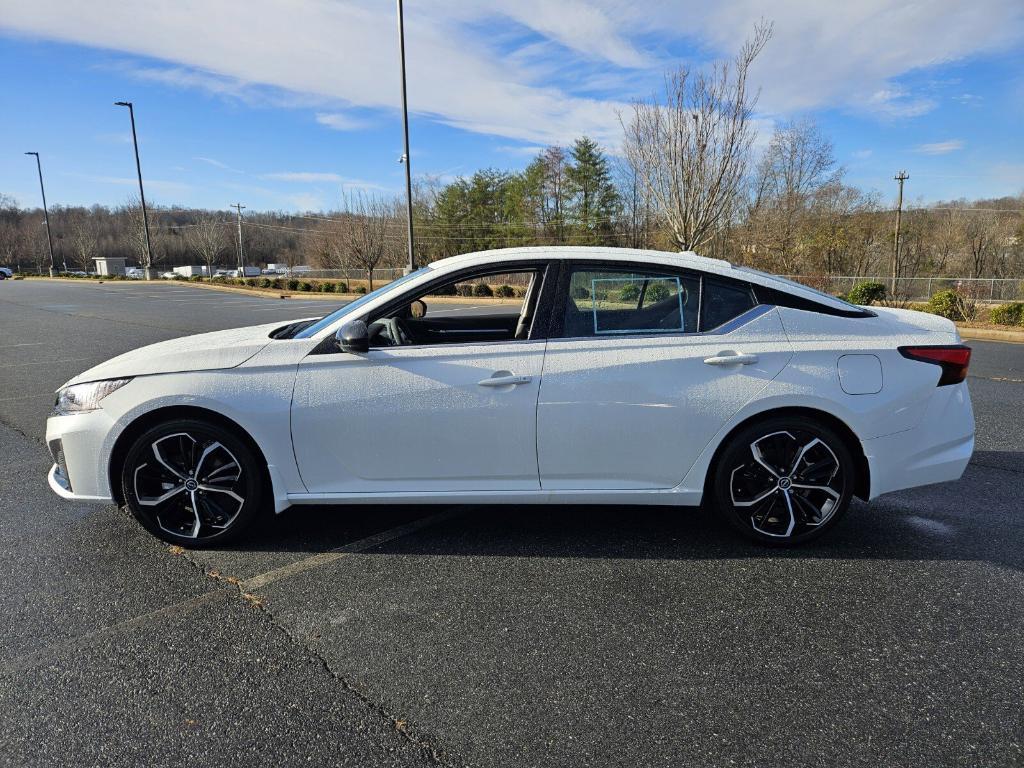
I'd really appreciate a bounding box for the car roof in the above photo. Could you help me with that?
[427,246,856,312]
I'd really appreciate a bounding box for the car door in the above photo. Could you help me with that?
[536,263,793,490]
[290,268,550,495]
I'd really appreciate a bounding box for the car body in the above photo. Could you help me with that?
[124,267,145,279]
[45,247,974,545]
[0,267,13,279]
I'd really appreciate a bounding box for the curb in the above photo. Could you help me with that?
[957,326,1024,344]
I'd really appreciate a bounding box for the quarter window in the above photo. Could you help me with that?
[701,280,755,331]
[561,269,699,338]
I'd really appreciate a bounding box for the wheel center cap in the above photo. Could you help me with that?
[778,477,792,490]
[184,479,199,492]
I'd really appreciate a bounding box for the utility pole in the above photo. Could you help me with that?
[232,203,246,276]
[24,152,57,276]
[396,0,416,272]
[114,102,155,278]
[892,171,909,294]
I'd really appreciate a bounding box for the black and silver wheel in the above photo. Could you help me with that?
[712,415,855,545]
[121,418,265,547]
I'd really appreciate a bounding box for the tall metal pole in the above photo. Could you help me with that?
[232,203,246,275]
[396,0,416,272]
[25,152,56,276]
[115,101,154,278]
[892,171,909,294]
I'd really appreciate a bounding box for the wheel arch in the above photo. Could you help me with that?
[702,406,870,502]
[108,404,271,507]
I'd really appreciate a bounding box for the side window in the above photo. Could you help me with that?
[701,280,755,330]
[561,269,698,338]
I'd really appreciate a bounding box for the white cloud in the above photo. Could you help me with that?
[195,156,243,173]
[263,172,345,183]
[915,139,965,155]
[852,149,873,160]
[315,112,368,131]
[1,0,1022,147]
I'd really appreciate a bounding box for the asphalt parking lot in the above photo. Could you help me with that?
[1,279,1022,767]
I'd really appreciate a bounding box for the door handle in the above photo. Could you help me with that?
[478,374,532,387]
[703,352,759,366]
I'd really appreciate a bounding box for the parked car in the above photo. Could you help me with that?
[124,267,145,279]
[0,267,13,279]
[159,271,178,279]
[45,247,974,547]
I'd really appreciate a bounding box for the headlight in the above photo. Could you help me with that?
[53,378,132,416]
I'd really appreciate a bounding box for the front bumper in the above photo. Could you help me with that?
[45,409,117,504]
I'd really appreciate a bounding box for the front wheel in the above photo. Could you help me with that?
[712,415,855,545]
[120,418,265,547]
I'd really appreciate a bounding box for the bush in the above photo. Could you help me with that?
[571,285,590,300]
[926,289,971,321]
[473,283,494,297]
[847,281,887,306]
[431,282,457,296]
[354,285,367,295]
[514,286,527,298]
[244,278,258,287]
[495,284,515,298]
[456,283,474,297]
[286,278,300,291]
[337,282,348,293]
[298,281,313,292]
[320,282,336,293]
[189,275,203,282]
[172,274,186,281]
[990,302,1024,327]
[619,282,641,303]
[258,277,273,288]
[645,281,672,303]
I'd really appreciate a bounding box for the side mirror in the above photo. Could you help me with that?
[335,320,369,353]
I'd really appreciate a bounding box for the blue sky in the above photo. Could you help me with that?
[1,0,1022,213]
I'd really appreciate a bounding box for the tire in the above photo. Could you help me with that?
[120,418,266,547]
[711,415,855,545]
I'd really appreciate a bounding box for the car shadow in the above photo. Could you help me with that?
[239,451,1024,572]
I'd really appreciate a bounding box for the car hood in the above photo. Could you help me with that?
[62,320,295,388]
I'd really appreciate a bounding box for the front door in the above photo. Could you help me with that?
[291,341,545,494]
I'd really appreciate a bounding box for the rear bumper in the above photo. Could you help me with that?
[864,381,974,499]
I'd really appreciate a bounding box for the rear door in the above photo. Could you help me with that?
[537,263,793,490]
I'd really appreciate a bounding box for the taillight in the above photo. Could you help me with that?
[898,345,971,386]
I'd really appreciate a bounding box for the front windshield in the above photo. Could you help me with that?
[294,268,429,339]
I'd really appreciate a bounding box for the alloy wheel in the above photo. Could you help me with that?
[728,430,843,539]
[131,431,245,539]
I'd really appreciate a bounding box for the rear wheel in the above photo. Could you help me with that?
[120,418,265,547]
[712,415,855,545]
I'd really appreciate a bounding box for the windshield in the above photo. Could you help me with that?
[294,268,429,339]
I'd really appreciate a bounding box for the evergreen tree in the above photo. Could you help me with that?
[566,137,620,244]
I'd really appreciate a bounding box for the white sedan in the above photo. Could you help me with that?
[45,247,974,546]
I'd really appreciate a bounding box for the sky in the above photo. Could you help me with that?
[0,0,1022,214]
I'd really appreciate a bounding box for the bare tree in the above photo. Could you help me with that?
[327,193,400,290]
[963,210,1000,278]
[68,211,101,272]
[186,213,229,278]
[622,21,772,252]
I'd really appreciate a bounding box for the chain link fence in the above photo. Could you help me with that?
[782,275,1024,303]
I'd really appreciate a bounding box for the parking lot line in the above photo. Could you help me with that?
[240,507,464,591]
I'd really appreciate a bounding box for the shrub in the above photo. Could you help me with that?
[189,275,203,282]
[514,286,527,298]
[619,282,641,303]
[847,281,887,306]
[571,285,590,300]
[244,278,258,287]
[431,282,457,296]
[320,282,336,293]
[270,278,283,290]
[286,278,300,291]
[495,284,515,298]
[990,302,1024,327]
[258,277,273,288]
[926,289,971,321]
[337,282,348,293]
[473,283,494,297]
[645,281,672,303]
[354,285,367,295]
[299,281,313,292]
[456,283,474,297]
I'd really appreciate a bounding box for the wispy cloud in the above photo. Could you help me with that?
[915,139,965,155]
[67,173,191,195]
[315,112,368,131]
[194,156,243,173]
[262,172,345,183]
[852,149,873,160]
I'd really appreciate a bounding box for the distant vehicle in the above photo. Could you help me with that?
[64,270,88,277]
[172,266,209,278]
[159,271,178,279]
[124,267,145,279]
[45,246,974,548]
[0,267,13,279]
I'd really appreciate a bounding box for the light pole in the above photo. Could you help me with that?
[396,0,416,272]
[232,203,246,275]
[24,152,57,276]
[115,101,155,279]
